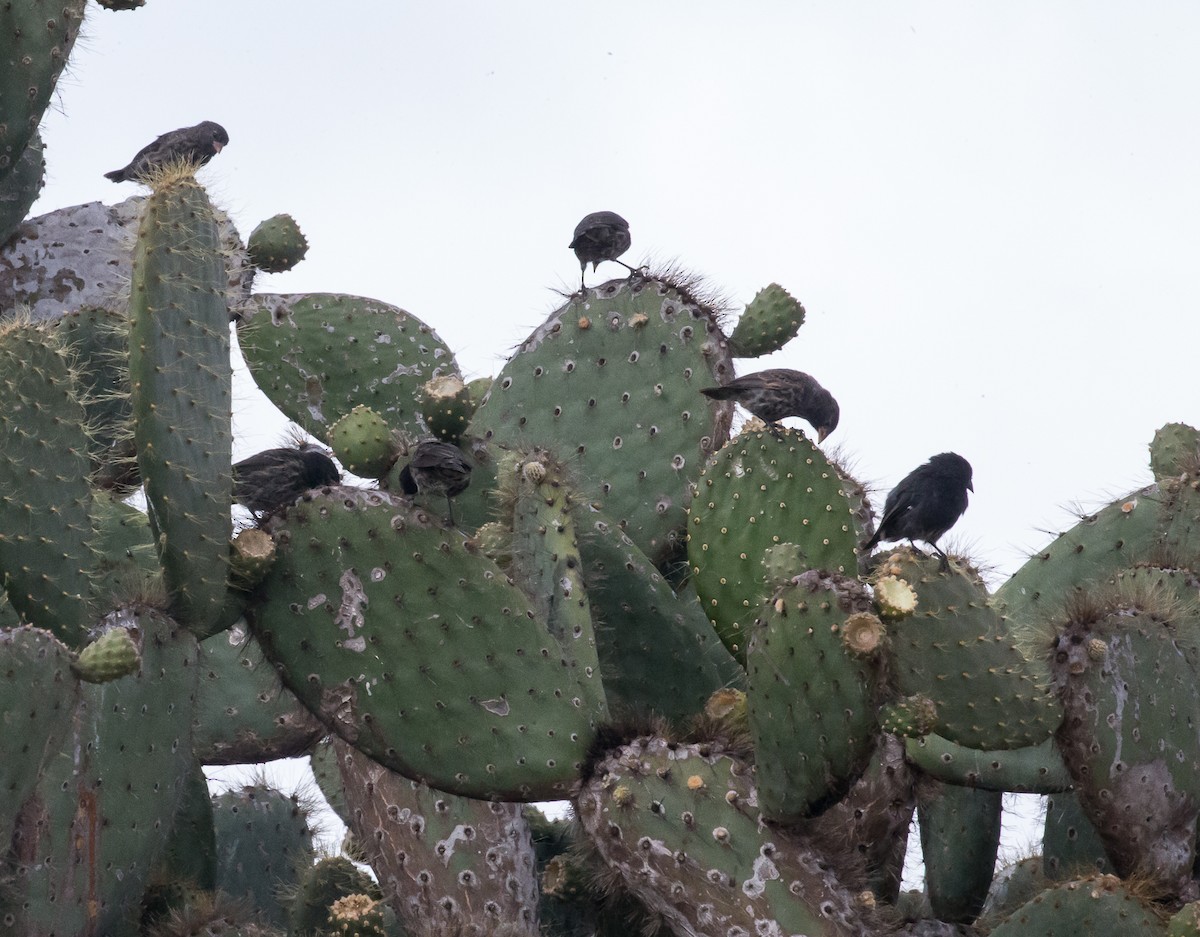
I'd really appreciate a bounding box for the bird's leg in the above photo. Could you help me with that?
[930,543,951,572]
[445,495,456,527]
[906,540,929,560]
[766,421,784,439]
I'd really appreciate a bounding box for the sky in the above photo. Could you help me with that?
[29,0,1200,883]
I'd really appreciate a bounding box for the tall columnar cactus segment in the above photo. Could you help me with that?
[249,487,603,800]
[0,319,95,645]
[918,782,1003,924]
[576,735,882,936]
[128,171,233,633]
[5,609,199,937]
[468,274,735,563]
[688,426,862,663]
[237,292,460,445]
[747,570,883,821]
[0,0,85,181]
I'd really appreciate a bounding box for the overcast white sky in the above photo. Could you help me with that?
[30,0,1200,877]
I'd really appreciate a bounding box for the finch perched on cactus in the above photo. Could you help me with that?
[233,443,340,518]
[700,368,840,442]
[104,120,229,182]
[398,440,472,524]
[862,452,973,570]
[569,211,634,290]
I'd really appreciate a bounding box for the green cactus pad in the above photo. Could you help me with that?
[212,785,316,929]
[689,426,860,663]
[988,874,1164,937]
[880,549,1061,750]
[5,608,198,937]
[727,283,805,357]
[237,292,460,445]
[329,404,400,478]
[0,626,78,851]
[575,501,743,722]
[0,129,45,245]
[905,734,1071,793]
[247,212,309,273]
[249,487,603,801]
[194,624,322,765]
[1049,586,1200,895]
[1043,791,1111,881]
[332,738,540,936]
[128,172,232,633]
[0,1,84,183]
[919,782,1003,924]
[468,274,735,564]
[0,319,95,644]
[73,624,141,682]
[747,570,883,821]
[575,735,883,937]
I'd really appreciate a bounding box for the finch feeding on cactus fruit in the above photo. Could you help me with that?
[862,452,973,570]
[699,369,840,442]
[104,121,229,183]
[399,440,473,524]
[570,211,634,291]
[233,443,340,517]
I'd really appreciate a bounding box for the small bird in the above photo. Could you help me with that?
[862,452,974,570]
[398,440,473,524]
[233,443,340,517]
[699,369,840,442]
[569,211,634,291]
[104,121,229,183]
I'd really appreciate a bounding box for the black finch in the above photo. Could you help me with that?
[700,368,840,442]
[233,444,340,517]
[862,452,974,569]
[104,120,229,183]
[569,211,633,290]
[398,441,473,524]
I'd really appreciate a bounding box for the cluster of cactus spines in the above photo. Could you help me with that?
[726,281,805,357]
[688,426,863,662]
[246,213,309,273]
[13,30,1200,931]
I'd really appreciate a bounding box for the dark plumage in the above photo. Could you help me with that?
[862,452,974,570]
[699,368,840,442]
[104,121,229,183]
[233,444,340,517]
[569,211,633,290]
[398,440,472,524]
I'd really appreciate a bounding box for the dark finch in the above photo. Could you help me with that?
[105,120,229,183]
[862,452,973,570]
[398,440,473,524]
[699,368,840,442]
[569,211,633,290]
[233,443,340,517]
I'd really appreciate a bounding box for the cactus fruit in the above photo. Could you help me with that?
[1149,421,1200,480]
[329,404,401,478]
[420,373,475,443]
[74,623,141,682]
[247,213,309,273]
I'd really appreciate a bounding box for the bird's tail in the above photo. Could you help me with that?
[699,385,736,401]
[862,530,881,551]
[398,464,418,495]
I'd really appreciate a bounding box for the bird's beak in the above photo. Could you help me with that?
[968,481,974,492]
[213,141,224,153]
[817,426,831,443]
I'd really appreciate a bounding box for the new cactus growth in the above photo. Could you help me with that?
[247,213,309,273]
